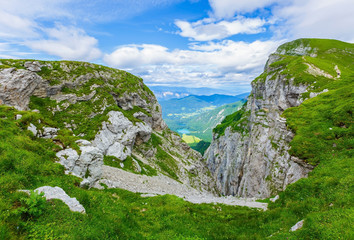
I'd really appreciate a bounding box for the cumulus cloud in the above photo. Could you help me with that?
[274,0,354,42]
[209,0,279,19]
[175,17,266,41]
[0,0,101,60]
[0,11,39,39]
[104,40,280,89]
[26,25,101,61]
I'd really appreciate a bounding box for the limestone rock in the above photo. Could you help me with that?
[56,145,103,187]
[56,148,80,175]
[24,61,41,72]
[0,68,42,110]
[309,89,328,98]
[92,111,151,161]
[290,220,304,232]
[205,51,315,198]
[35,186,85,213]
[76,139,91,146]
[28,123,38,136]
[270,195,279,202]
[115,92,148,111]
[41,127,59,139]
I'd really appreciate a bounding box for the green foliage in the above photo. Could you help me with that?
[213,102,249,137]
[150,133,162,147]
[104,155,157,177]
[16,191,47,220]
[155,146,179,181]
[283,76,353,165]
[191,141,210,155]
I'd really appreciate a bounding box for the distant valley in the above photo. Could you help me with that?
[159,93,249,147]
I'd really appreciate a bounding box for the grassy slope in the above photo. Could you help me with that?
[0,39,353,239]
[0,105,265,240]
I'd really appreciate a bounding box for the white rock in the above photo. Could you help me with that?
[24,61,41,72]
[133,159,142,173]
[290,220,304,232]
[309,89,328,99]
[42,127,59,139]
[76,139,91,146]
[92,111,151,161]
[56,148,80,175]
[35,186,85,213]
[16,114,22,120]
[56,145,103,187]
[0,68,42,110]
[270,195,279,202]
[27,123,37,136]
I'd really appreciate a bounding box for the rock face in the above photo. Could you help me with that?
[0,68,42,110]
[205,41,318,198]
[56,145,103,187]
[93,111,152,160]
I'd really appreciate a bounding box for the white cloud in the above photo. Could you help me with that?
[175,17,266,41]
[26,25,101,61]
[274,0,354,42]
[0,11,39,39]
[104,40,280,89]
[0,1,102,60]
[209,0,279,19]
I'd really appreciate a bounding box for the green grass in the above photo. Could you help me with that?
[213,103,250,137]
[155,146,179,181]
[104,155,157,177]
[190,141,210,155]
[182,134,201,145]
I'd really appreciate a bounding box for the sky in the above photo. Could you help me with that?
[1,0,353,94]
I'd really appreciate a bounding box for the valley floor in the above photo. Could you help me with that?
[100,165,268,210]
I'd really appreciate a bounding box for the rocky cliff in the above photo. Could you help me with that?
[0,60,214,191]
[205,39,351,198]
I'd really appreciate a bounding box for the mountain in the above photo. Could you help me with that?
[192,93,249,106]
[1,39,353,239]
[160,93,249,117]
[149,85,246,101]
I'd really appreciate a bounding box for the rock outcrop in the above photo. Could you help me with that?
[205,40,324,198]
[35,186,86,213]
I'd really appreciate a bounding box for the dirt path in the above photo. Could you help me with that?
[99,166,268,210]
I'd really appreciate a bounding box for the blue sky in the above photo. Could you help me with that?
[1,0,353,94]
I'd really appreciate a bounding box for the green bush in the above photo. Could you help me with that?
[16,191,47,220]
